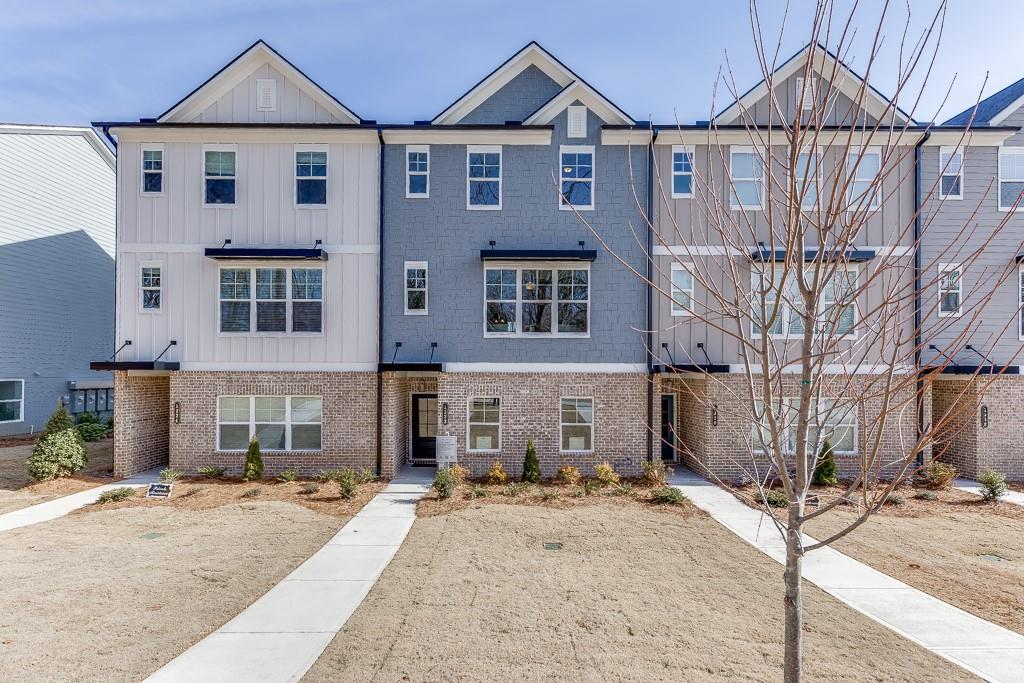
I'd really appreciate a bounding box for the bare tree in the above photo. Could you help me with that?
[569,1,1024,680]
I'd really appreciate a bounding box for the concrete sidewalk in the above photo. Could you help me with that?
[955,478,1024,507]
[671,470,1024,683]
[146,465,434,683]
[0,468,161,533]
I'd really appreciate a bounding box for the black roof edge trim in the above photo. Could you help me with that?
[479,249,597,261]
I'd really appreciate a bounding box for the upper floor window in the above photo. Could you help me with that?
[794,147,820,209]
[559,146,594,210]
[204,147,236,205]
[0,380,24,424]
[670,263,694,316]
[141,146,163,194]
[671,145,694,198]
[751,265,857,338]
[295,147,327,205]
[468,397,501,451]
[939,147,963,200]
[484,264,589,337]
[730,147,764,210]
[404,261,428,315]
[938,263,962,318]
[998,147,1024,211]
[467,145,501,209]
[847,146,881,210]
[140,264,161,311]
[219,266,322,334]
[567,105,588,138]
[406,145,429,198]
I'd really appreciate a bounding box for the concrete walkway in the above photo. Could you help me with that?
[955,478,1024,507]
[0,468,161,533]
[146,465,434,683]
[670,470,1024,683]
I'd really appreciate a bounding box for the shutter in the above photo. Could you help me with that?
[567,106,587,138]
[256,79,278,112]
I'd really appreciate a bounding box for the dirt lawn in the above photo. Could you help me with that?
[0,438,115,515]
[304,503,975,682]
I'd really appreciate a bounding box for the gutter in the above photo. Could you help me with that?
[646,124,655,462]
[914,130,930,467]
[375,128,385,477]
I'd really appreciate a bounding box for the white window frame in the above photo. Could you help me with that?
[670,262,694,317]
[216,395,322,452]
[792,145,822,210]
[998,147,1024,212]
[750,264,859,339]
[729,146,764,210]
[938,146,963,200]
[0,379,24,424]
[406,144,429,198]
[139,261,162,313]
[560,396,594,453]
[404,260,428,315]
[466,144,502,210]
[294,144,328,208]
[567,105,588,138]
[938,263,963,318]
[1019,266,1024,341]
[217,265,324,336]
[140,144,164,196]
[559,144,595,211]
[466,397,501,452]
[202,144,237,208]
[846,146,882,211]
[483,261,591,338]
[671,145,694,199]
[753,398,858,455]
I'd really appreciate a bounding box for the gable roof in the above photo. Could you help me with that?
[158,40,360,124]
[944,76,1024,126]
[523,80,633,126]
[432,41,633,126]
[713,42,914,126]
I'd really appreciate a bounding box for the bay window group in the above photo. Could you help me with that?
[484,264,589,336]
[219,266,323,334]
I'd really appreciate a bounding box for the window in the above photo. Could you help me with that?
[406,145,429,198]
[295,147,327,205]
[560,397,593,452]
[217,395,322,451]
[567,105,588,138]
[219,267,322,334]
[938,263,962,317]
[671,145,694,198]
[560,146,594,209]
[671,263,694,316]
[730,147,764,209]
[256,78,277,112]
[794,147,820,209]
[999,147,1024,211]
[467,145,501,209]
[140,264,161,311]
[0,380,24,423]
[795,76,817,112]
[467,397,500,451]
[751,265,857,337]
[485,264,589,336]
[939,147,963,199]
[753,399,857,454]
[847,147,881,210]
[141,146,163,194]
[404,261,428,315]
[1019,267,1024,339]
[204,147,236,205]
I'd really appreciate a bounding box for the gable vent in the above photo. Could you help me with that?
[256,79,278,112]
[796,77,816,112]
[567,105,587,138]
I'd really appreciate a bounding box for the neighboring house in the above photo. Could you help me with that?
[0,124,115,436]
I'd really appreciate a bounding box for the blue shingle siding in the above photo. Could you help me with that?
[459,65,564,124]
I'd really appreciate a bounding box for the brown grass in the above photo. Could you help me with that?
[0,439,115,514]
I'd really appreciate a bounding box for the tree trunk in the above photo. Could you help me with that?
[783,505,804,683]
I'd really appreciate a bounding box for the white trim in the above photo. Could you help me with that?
[729,146,764,210]
[990,90,1024,126]
[938,146,964,200]
[255,78,277,112]
[0,379,25,424]
[466,396,501,453]
[795,76,817,112]
[601,128,653,146]
[1018,266,1024,342]
[846,146,882,212]
[216,395,323,452]
[202,144,237,208]
[717,363,916,375]
[670,263,694,317]
[652,244,913,257]
[405,145,429,198]
[112,127,377,144]
[140,143,164,196]
[559,396,594,454]
[404,260,428,315]
[559,144,594,210]
[998,146,1024,212]
[217,265,324,335]
[523,81,633,127]
[116,243,379,254]
[670,145,694,199]
[567,105,588,138]
[922,130,1015,147]
[655,129,924,146]
[938,262,963,318]
[182,362,377,371]
[138,261,163,313]
[442,363,647,374]
[467,144,502,210]
[381,128,551,146]
[483,262,590,338]
[294,144,328,208]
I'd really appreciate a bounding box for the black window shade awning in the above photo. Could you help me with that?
[750,248,876,263]
[480,249,597,261]
[205,247,327,260]
[90,361,180,371]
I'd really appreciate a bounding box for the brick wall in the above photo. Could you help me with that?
[934,376,1024,480]
[167,371,377,477]
[113,372,169,477]
[380,374,438,477]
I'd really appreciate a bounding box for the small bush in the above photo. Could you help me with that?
[242,487,262,498]
[758,488,789,509]
[76,422,109,442]
[539,489,560,502]
[884,493,905,507]
[276,469,297,483]
[503,482,529,497]
[76,411,102,425]
[314,469,343,483]
[650,487,686,505]
[96,487,136,504]
[522,439,541,483]
[915,490,938,501]
[433,467,458,500]
[485,461,508,486]
[978,469,1008,502]
[609,483,634,497]
[159,468,184,483]
[924,460,958,490]
[27,403,87,481]
[556,465,581,486]
[449,463,469,484]
[301,482,321,495]
[197,466,225,479]
[242,438,263,482]
[594,462,619,488]
[468,484,489,499]
[642,459,670,486]
[356,468,377,485]
[812,438,838,486]
[337,469,359,500]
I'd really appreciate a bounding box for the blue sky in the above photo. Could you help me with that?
[1,0,1022,127]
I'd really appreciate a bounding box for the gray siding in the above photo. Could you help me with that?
[459,65,564,125]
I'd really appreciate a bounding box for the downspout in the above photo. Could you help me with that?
[375,128,385,477]
[914,130,930,467]
[646,125,655,463]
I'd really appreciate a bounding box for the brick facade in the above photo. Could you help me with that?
[380,373,438,477]
[113,372,170,477]
[933,375,1024,480]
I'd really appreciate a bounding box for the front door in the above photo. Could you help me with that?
[660,394,677,461]
[411,394,438,463]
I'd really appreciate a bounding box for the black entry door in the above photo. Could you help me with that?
[660,394,677,461]
[411,394,438,462]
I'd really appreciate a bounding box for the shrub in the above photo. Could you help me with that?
[242,487,262,498]
[924,460,958,490]
[610,483,634,497]
[337,469,359,500]
[650,487,686,505]
[485,461,508,486]
[197,466,225,479]
[539,489,561,502]
[449,463,469,484]
[978,469,1008,502]
[76,411,101,425]
[522,439,541,483]
[643,459,669,486]
[884,493,905,507]
[96,487,136,504]
[812,438,838,486]
[301,482,321,495]
[356,468,377,485]
[433,467,458,500]
[276,469,297,483]
[594,462,619,488]
[242,437,263,482]
[159,468,184,483]
[915,490,938,501]
[27,403,87,481]
[314,469,342,483]
[556,465,581,486]
[758,488,789,509]
[468,484,489,499]
[503,482,529,497]
[76,422,109,442]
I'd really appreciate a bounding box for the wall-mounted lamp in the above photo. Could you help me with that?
[173,401,181,424]
[981,405,989,428]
